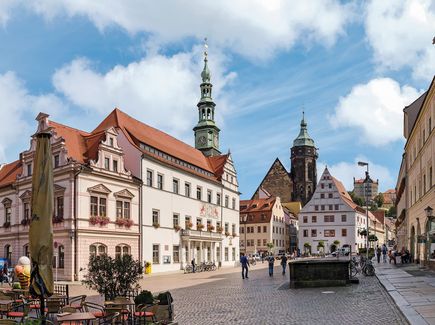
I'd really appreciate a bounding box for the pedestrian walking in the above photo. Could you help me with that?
[268,255,275,277]
[191,258,196,273]
[376,245,381,263]
[261,252,265,263]
[281,254,288,275]
[382,244,387,263]
[240,253,249,279]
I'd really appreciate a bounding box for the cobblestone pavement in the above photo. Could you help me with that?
[172,265,409,325]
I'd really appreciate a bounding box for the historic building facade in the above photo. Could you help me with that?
[239,197,289,255]
[0,114,141,281]
[298,168,371,254]
[353,175,379,201]
[252,114,318,206]
[0,46,240,277]
[395,76,434,269]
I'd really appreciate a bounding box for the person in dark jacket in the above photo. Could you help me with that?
[281,255,288,275]
[268,255,275,277]
[240,253,249,279]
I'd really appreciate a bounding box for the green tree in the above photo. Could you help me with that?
[348,191,364,206]
[374,193,384,207]
[387,206,397,218]
[82,254,143,300]
[266,242,274,253]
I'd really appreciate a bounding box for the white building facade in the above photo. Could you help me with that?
[298,168,367,254]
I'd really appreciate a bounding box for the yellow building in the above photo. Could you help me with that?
[395,76,434,269]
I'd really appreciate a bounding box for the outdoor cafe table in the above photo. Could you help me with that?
[0,300,14,318]
[57,311,96,323]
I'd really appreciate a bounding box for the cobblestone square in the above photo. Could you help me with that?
[172,266,409,325]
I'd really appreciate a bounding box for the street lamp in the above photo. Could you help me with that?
[358,161,370,259]
[242,214,248,254]
[425,206,434,261]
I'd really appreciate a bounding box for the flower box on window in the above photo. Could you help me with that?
[224,231,230,237]
[52,215,64,224]
[3,222,10,228]
[100,216,110,226]
[125,219,134,228]
[207,225,215,232]
[153,222,160,229]
[216,226,223,233]
[232,232,238,237]
[197,224,204,231]
[115,218,127,226]
[186,221,193,230]
[174,225,181,232]
[21,219,31,226]
[89,215,110,226]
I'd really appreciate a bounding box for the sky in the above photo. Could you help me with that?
[0,1,434,199]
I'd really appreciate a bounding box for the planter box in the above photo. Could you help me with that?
[289,258,350,288]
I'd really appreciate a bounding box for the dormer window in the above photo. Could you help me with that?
[113,160,118,172]
[27,163,32,176]
[109,137,114,147]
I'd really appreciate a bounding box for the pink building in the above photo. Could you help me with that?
[0,113,140,281]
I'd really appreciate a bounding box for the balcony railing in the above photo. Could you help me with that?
[181,229,223,241]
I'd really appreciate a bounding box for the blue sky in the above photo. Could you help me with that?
[0,1,434,199]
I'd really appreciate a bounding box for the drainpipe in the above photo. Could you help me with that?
[73,166,82,281]
[220,185,224,267]
[139,157,143,265]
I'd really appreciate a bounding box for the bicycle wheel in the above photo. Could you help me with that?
[350,264,358,277]
[365,265,375,276]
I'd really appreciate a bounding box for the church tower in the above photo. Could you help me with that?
[291,112,318,205]
[193,39,221,157]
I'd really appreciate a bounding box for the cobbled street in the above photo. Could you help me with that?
[172,266,409,325]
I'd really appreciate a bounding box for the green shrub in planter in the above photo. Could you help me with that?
[134,290,154,306]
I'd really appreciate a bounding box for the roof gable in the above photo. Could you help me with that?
[251,158,292,200]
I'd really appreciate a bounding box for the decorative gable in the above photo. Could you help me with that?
[113,189,135,199]
[20,190,32,201]
[54,184,66,194]
[87,184,111,194]
[1,198,12,205]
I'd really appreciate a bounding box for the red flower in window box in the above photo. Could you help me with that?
[207,225,215,232]
[216,226,223,233]
[99,216,110,226]
[197,224,204,231]
[89,216,100,225]
[186,221,193,230]
[125,219,134,228]
[52,215,64,224]
[115,218,127,226]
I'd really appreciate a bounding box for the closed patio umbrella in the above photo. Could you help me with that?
[29,129,54,321]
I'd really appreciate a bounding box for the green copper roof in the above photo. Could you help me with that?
[293,112,315,147]
[201,56,211,83]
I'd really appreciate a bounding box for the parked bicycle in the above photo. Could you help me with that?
[350,255,375,277]
[184,261,217,274]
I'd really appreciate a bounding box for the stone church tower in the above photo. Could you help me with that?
[291,113,318,205]
[193,41,221,157]
[252,112,318,207]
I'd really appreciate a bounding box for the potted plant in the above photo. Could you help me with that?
[155,291,174,322]
[216,226,223,233]
[153,222,160,229]
[197,223,204,231]
[89,216,100,225]
[100,216,110,226]
[125,219,134,228]
[232,232,237,237]
[207,224,215,232]
[134,290,154,306]
[174,225,181,232]
[115,218,126,227]
[224,231,230,237]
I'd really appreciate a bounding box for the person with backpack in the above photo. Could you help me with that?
[267,255,275,277]
[382,244,387,263]
[280,254,288,275]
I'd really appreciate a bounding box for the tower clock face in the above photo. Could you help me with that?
[198,135,207,146]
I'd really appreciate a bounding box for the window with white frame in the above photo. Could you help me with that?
[173,245,180,263]
[225,195,229,208]
[173,179,179,194]
[146,170,153,187]
[152,244,160,264]
[113,160,118,172]
[157,174,163,190]
[216,193,221,206]
[116,200,131,219]
[115,244,130,258]
[152,210,159,225]
[207,190,212,203]
[89,243,107,257]
[104,158,110,170]
[196,186,202,200]
[173,214,179,227]
[232,198,236,209]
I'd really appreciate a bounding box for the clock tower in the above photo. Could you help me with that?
[193,39,221,157]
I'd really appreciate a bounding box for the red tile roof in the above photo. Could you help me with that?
[372,210,385,224]
[50,121,90,163]
[240,197,276,224]
[0,160,22,188]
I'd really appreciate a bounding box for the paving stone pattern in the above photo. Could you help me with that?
[172,266,408,325]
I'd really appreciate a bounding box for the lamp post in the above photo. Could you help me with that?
[358,161,370,259]
[425,206,433,262]
[242,214,248,254]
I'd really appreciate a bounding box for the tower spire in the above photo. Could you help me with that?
[193,38,220,157]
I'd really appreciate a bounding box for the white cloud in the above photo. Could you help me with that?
[329,78,421,146]
[0,0,17,26]
[0,72,65,162]
[318,156,395,192]
[365,0,435,80]
[25,0,352,60]
[52,46,235,142]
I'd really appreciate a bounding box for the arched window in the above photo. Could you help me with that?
[58,245,64,269]
[89,243,107,257]
[4,244,11,263]
[115,244,130,258]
